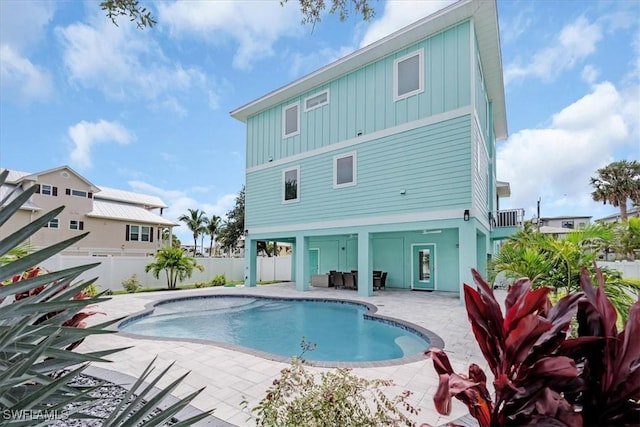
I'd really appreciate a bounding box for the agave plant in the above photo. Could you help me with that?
[0,169,213,425]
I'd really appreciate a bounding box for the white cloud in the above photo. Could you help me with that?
[581,65,599,84]
[56,14,209,112]
[157,0,301,70]
[0,44,53,102]
[505,16,602,85]
[289,45,355,78]
[497,81,639,218]
[127,180,237,243]
[68,120,133,169]
[359,0,456,48]
[500,7,534,44]
[0,0,55,50]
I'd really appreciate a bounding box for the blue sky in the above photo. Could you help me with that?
[1,0,638,243]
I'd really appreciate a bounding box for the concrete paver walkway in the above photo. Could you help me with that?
[80,283,493,426]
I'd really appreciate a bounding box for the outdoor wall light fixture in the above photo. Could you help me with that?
[244,229,249,236]
[463,209,470,221]
[400,188,406,195]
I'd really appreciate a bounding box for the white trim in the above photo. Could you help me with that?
[303,90,329,112]
[40,183,53,196]
[248,106,471,173]
[333,151,357,188]
[69,219,83,230]
[282,166,300,204]
[393,48,424,101]
[250,208,463,235]
[411,243,437,290]
[282,102,300,138]
[70,188,88,198]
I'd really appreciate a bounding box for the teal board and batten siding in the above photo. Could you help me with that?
[472,117,490,223]
[246,115,472,228]
[307,229,460,292]
[245,21,471,168]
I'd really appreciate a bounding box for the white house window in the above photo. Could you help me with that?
[44,218,59,229]
[71,189,87,197]
[304,90,329,112]
[36,184,57,196]
[334,152,357,188]
[282,103,300,138]
[69,220,84,230]
[562,220,575,229]
[126,225,153,242]
[394,49,424,100]
[283,166,300,203]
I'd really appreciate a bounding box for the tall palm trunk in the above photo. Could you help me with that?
[619,201,628,222]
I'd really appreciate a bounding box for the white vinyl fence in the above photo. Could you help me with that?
[598,261,640,279]
[40,255,292,292]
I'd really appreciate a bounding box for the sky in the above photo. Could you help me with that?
[1,0,639,244]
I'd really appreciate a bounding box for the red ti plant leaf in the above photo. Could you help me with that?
[570,267,640,426]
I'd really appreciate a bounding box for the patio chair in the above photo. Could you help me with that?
[331,271,344,289]
[374,272,387,291]
[328,270,337,287]
[343,272,356,290]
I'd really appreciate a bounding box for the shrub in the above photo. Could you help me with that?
[83,282,100,296]
[210,274,226,286]
[122,274,142,293]
[426,268,640,427]
[249,350,419,426]
[194,281,207,288]
[145,247,204,289]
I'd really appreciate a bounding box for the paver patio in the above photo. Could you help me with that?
[80,283,496,426]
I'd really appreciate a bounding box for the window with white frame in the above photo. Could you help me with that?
[283,166,300,203]
[69,220,84,230]
[304,90,329,112]
[126,225,153,242]
[334,152,357,188]
[43,218,59,229]
[282,103,300,138]
[394,49,424,100]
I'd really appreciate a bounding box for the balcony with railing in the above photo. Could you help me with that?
[490,208,524,239]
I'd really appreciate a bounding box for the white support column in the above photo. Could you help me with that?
[295,234,310,291]
[357,230,373,297]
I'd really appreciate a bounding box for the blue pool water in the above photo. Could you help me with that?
[120,297,429,362]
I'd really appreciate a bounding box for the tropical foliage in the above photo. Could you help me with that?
[590,159,640,222]
[0,169,212,425]
[204,214,221,256]
[178,208,207,256]
[145,247,203,289]
[217,186,245,255]
[489,225,640,321]
[426,268,639,427]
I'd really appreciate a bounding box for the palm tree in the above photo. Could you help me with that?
[590,160,640,221]
[204,215,221,257]
[178,208,207,255]
[144,247,204,289]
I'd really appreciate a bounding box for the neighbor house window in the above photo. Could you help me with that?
[394,49,424,100]
[283,166,300,203]
[334,152,357,188]
[282,103,300,138]
[69,220,84,230]
[44,218,59,229]
[36,184,57,196]
[304,90,329,112]
[562,220,574,229]
[126,225,153,242]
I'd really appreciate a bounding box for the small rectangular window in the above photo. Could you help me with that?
[41,184,52,196]
[304,90,329,112]
[129,225,140,241]
[141,226,150,242]
[394,49,424,100]
[562,221,574,229]
[44,218,59,229]
[334,152,357,188]
[283,166,300,203]
[283,103,300,138]
[71,189,87,198]
[69,220,84,230]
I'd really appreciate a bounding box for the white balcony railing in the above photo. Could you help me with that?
[491,209,524,228]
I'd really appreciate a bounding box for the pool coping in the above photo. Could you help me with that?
[114,294,445,369]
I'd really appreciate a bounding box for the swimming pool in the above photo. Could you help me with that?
[119,296,436,364]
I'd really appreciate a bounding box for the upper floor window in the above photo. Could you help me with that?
[394,49,424,101]
[43,218,59,229]
[282,103,300,138]
[36,184,57,196]
[283,166,300,203]
[334,152,357,188]
[562,220,575,229]
[304,90,329,112]
[66,188,88,198]
[69,220,84,231]
[126,225,154,242]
